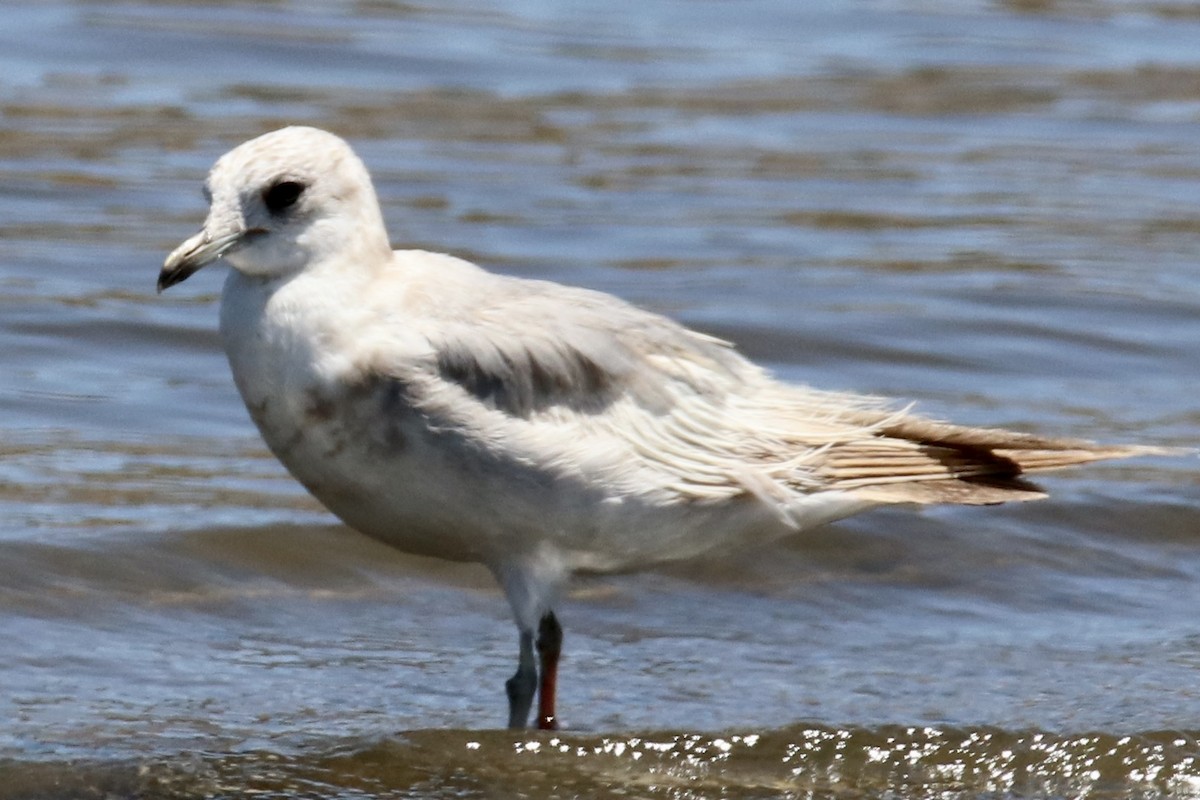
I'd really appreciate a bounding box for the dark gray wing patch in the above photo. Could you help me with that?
[436,342,616,417]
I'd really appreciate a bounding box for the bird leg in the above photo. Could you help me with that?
[505,629,537,729]
[536,611,562,730]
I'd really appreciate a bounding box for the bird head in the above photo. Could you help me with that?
[159,126,391,292]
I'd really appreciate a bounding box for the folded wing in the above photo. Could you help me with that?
[396,262,1157,516]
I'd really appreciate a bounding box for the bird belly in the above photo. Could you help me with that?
[234,373,824,572]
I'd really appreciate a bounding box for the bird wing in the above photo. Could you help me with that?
[371,252,1155,518]
[380,255,854,509]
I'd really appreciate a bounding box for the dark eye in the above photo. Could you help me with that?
[263,180,305,214]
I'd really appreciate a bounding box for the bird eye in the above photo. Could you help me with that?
[263,180,305,214]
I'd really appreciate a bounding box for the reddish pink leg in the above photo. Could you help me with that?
[536,612,562,730]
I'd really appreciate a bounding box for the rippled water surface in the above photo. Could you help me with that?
[3,1,1200,797]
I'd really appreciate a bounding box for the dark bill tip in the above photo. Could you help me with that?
[158,229,247,293]
[156,262,199,293]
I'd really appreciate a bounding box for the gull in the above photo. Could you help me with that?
[159,125,1160,730]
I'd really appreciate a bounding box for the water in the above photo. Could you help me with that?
[2,0,1200,797]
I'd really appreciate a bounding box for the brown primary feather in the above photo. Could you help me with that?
[823,413,1160,505]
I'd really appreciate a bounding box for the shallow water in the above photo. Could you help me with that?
[2,0,1200,797]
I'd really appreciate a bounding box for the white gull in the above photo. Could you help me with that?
[159,125,1159,730]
